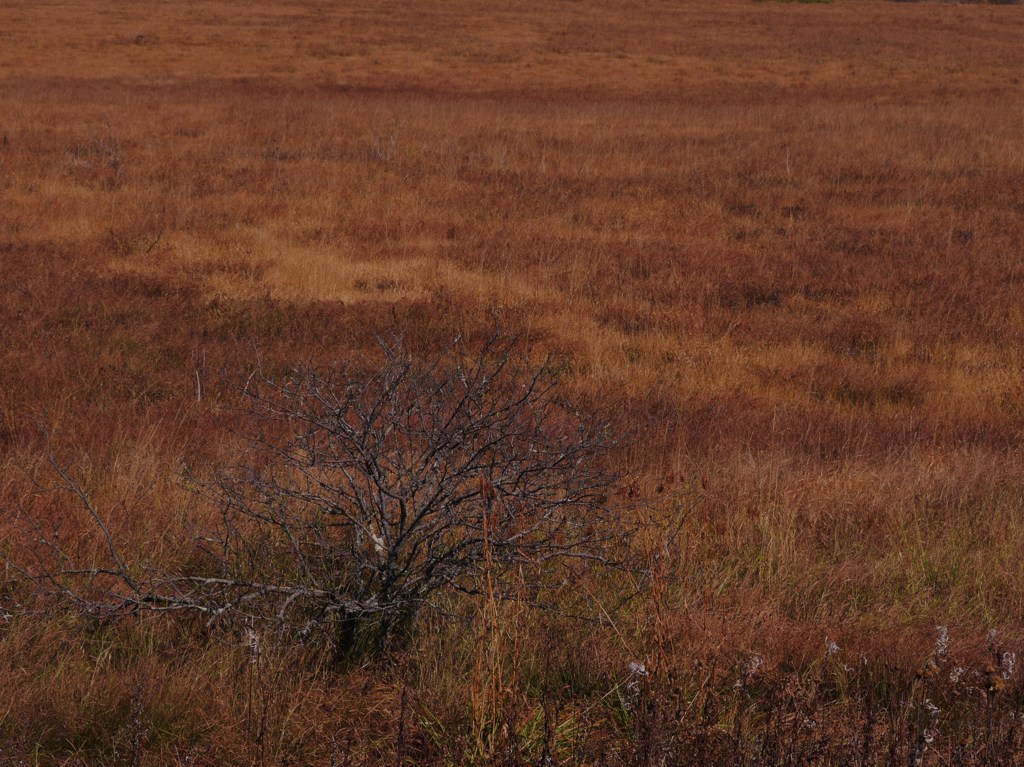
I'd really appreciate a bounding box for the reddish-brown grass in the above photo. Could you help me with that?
[3,0,1024,763]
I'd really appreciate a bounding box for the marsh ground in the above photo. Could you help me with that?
[2,1,1024,763]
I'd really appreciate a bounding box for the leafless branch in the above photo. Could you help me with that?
[5,333,632,656]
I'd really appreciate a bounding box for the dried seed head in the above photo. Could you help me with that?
[1002,652,1017,680]
[824,637,840,658]
[984,665,1006,696]
[934,626,949,659]
[917,658,940,680]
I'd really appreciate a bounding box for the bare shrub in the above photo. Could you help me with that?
[9,334,626,656]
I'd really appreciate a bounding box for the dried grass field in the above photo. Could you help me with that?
[3,0,1024,763]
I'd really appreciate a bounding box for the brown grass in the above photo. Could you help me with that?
[3,0,1024,763]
